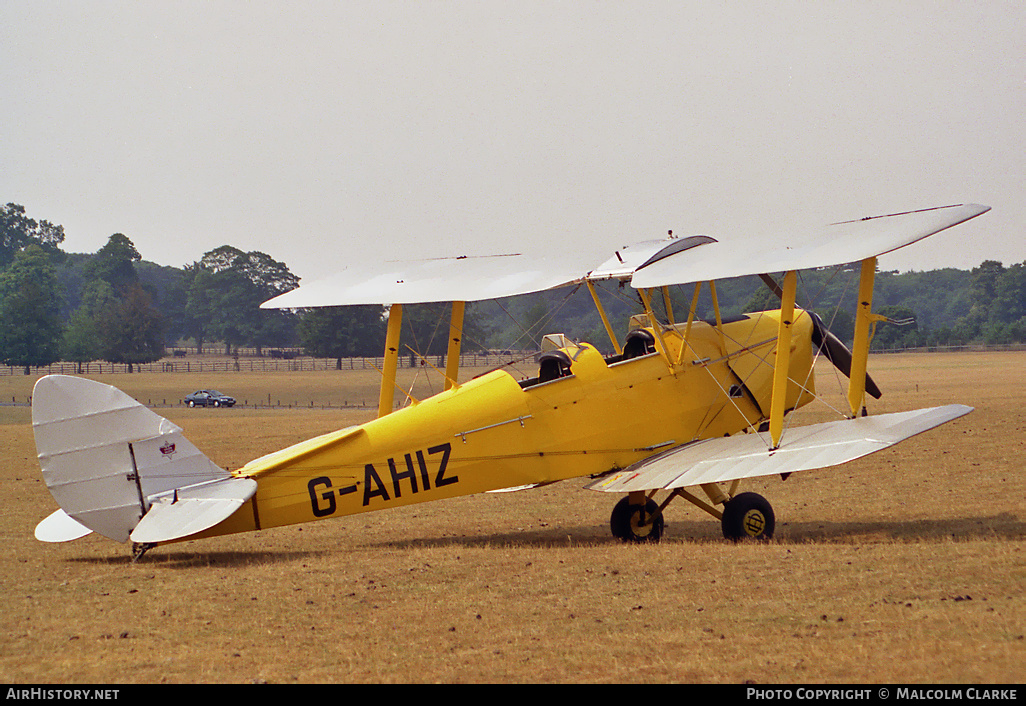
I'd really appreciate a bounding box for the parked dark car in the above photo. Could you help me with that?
[184,390,236,408]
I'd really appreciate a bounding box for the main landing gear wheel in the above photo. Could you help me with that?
[610,496,664,543]
[721,492,775,541]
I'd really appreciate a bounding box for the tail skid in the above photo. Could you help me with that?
[32,375,254,548]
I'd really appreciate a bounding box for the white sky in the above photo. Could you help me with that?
[2,1,1023,284]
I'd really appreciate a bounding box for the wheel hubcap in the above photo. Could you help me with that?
[742,509,766,537]
[630,511,654,537]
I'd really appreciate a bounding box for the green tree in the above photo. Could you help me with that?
[186,246,300,354]
[61,307,101,372]
[298,306,386,367]
[94,282,165,370]
[991,261,1026,328]
[0,244,64,373]
[201,267,256,354]
[199,246,300,295]
[62,278,117,369]
[74,234,166,370]
[136,261,189,346]
[0,203,65,269]
[181,265,215,353]
[83,232,140,291]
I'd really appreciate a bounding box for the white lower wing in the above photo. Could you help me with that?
[586,405,973,493]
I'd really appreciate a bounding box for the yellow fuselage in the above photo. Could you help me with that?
[197,310,816,539]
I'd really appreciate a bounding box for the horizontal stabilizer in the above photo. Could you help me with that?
[586,405,973,493]
[34,508,92,543]
[130,477,257,544]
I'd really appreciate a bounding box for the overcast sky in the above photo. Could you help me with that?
[2,1,1023,285]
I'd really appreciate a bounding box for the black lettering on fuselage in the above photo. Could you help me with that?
[363,463,390,506]
[363,463,389,506]
[304,443,460,514]
[415,450,431,490]
[308,476,336,518]
[430,442,457,487]
[389,454,420,499]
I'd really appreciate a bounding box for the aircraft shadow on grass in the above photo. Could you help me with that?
[62,512,1021,566]
[356,511,1025,551]
[69,549,327,569]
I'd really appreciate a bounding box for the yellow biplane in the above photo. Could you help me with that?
[31,204,989,560]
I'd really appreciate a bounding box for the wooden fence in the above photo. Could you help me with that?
[3,343,1024,378]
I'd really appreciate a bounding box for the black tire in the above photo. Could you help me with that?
[721,492,775,541]
[187,400,195,408]
[610,496,664,543]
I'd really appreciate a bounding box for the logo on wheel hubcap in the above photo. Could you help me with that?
[742,509,765,536]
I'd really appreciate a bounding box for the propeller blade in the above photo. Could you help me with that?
[810,313,882,399]
[757,275,883,400]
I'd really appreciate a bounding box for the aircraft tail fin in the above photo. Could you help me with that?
[32,375,254,545]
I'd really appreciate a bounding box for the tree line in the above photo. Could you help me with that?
[0,202,490,373]
[2,202,1024,374]
[501,257,1026,353]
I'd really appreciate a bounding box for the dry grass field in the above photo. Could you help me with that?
[1,352,1023,684]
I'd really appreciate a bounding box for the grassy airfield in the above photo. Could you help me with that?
[0,352,1022,683]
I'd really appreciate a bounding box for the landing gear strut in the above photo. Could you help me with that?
[607,486,776,543]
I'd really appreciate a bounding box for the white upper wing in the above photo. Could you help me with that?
[261,203,989,309]
[587,235,717,281]
[631,204,990,289]
[262,253,580,308]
